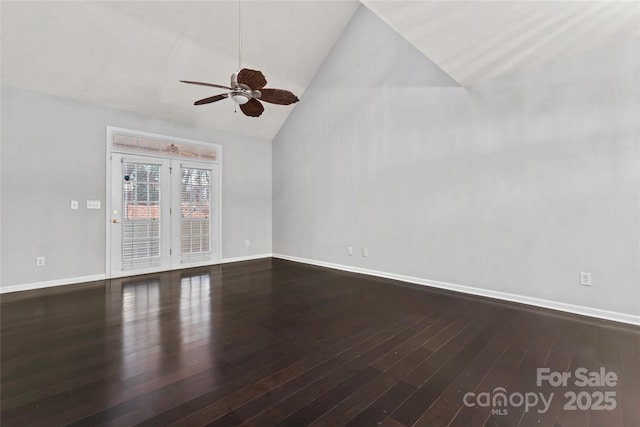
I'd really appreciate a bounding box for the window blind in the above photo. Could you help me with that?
[121,162,163,270]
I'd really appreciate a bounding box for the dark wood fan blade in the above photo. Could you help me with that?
[259,88,299,105]
[240,98,264,117]
[237,69,267,90]
[194,94,228,105]
[180,80,231,90]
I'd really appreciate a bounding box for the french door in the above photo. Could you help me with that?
[172,162,219,266]
[109,153,219,277]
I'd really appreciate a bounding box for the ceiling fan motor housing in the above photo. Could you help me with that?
[230,71,255,104]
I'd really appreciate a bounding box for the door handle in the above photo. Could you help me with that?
[112,218,119,224]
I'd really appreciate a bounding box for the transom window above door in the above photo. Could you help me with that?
[112,132,217,161]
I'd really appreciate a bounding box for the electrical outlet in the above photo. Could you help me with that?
[347,246,353,256]
[362,248,368,257]
[70,200,79,210]
[580,272,592,287]
[245,239,250,247]
[36,256,45,267]
[86,200,101,209]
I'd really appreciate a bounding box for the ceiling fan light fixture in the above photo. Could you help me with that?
[231,92,250,104]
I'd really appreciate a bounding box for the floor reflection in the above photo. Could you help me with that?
[105,269,216,389]
[120,279,161,379]
[179,273,212,346]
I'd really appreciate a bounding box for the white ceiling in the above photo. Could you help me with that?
[363,0,640,86]
[2,1,638,140]
[1,1,360,140]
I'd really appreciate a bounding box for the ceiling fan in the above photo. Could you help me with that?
[180,1,299,118]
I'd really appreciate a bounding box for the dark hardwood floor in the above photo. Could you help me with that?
[1,258,638,426]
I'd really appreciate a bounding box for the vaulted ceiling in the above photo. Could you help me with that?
[1,1,360,140]
[2,1,638,141]
[362,0,640,86]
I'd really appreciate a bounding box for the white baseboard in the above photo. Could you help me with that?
[220,253,273,264]
[0,254,273,295]
[272,253,640,327]
[0,274,107,294]
[4,255,637,327]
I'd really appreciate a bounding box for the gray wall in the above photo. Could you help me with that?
[1,85,272,289]
[272,6,640,316]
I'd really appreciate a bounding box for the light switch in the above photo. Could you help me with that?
[70,200,79,210]
[87,200,101,209]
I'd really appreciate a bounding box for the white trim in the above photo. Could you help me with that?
[105,128,112,276]
[0,275,107,294]
[220,253,273,264]
[272,254,640,327]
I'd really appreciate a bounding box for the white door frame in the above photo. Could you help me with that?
[105,126,222,279]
